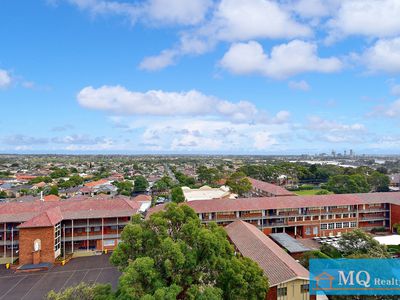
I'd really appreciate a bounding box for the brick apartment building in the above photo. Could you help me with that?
[226,220,317,300]
[0,196,148,265]
[150,189,400,239]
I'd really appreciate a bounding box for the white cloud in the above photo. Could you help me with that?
[327,0,400,41]
[288,80,311,91]
[67,0,212,26]
[210,0,311,41]
[253,131,277,150]
[290,0,332,19]
[220,40,342,79]
[145,0,212,26]
[0,69,12,89]
[138,0,312,71]
[139,50,177,71]
[139,118,285,152]
[382,99,400,117]
[77,85,275,123]
[391,84,400,96]
[360,38,400,73]
[307,116,366,132]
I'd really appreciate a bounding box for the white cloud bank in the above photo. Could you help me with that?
[0,69,12,89]
[77,85,291,124]
[219,40,342,79]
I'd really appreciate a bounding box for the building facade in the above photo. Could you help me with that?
[152,192,399,238]
[0,196,147,265]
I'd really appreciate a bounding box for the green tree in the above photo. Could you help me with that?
[114,180,134,196]
[337,229,389,258]
[0,191,7,198]
[226,172,252,196]
[46,283,114,300]
[299,250,330,269]
[197,166,221,185]
[171,186,185,203]
[134,176,149,193]
[111,204,268,300]
[48,185,59,196]
[326,174,370,194]
[368,171,390,192]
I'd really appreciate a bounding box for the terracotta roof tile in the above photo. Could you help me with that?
[225,220,309,286]
[248,178,295,196]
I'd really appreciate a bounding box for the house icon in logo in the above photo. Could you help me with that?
[315,272,335,290]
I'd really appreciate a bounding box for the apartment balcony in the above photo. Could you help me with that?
[216,214,237,220]
[0,240,19,246]
[62,221,129,229]
[62,233,120,242]
[241,213,263,218]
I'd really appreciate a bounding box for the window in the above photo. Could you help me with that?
[277,287,287,297]
[321,224,327,230]
[94,226,101,232]
[305,227,311,235]
[313,226,318,235]
[54,223,61,253]
[301,284,309,293]
[103,239,115,247]
[343,213,349,218]
[336,223,343,229]
[343,222,350,228]
[328,223,334,229]
[351,222,357,228]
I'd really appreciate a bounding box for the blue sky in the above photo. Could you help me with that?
[1,0,400,154]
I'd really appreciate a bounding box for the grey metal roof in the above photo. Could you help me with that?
[269,233,311,253]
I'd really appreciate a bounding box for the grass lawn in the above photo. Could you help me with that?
[294,189,332,196]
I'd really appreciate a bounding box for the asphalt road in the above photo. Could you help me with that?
[0,254,120,300]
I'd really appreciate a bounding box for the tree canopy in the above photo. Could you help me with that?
[171,186,185,203]
[134,176,149,193]
[325,174,370,194]
[226,172,252,196]
[110,203,268,300]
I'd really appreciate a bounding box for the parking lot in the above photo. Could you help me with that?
[0,254,121,300]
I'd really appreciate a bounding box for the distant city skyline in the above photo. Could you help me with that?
[1,1,400,154]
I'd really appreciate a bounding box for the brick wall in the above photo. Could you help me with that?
[391,204,400,230]
[19,226,55,265]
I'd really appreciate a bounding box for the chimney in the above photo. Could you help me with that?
[40,191,44,201]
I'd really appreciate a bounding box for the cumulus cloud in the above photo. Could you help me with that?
[288,80,311,91]
[0,69,12,89]
[219,40,342,79]
[327,0,400,42]
[210,0,311,41]
[289,0,332,19]
[77,85,281,123]
[380,99,400,117]
[67,0,212,26]
[391,84,400,96]
[304,116,368,144]
[359,38,400,73]
[2,135,48,146]
[139,119,284,152]
[139,50,177,71]
[138,0,312,70]
[307,116,366,132]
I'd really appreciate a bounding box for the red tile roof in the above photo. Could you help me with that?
[84,179,109,187]
[147,192,400,215]
[43,195,60,202]
[182,194,361,213]
[0,196,142,225]
[248,178,295,196]
[19,207,63,228]
[225,220,309,287]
